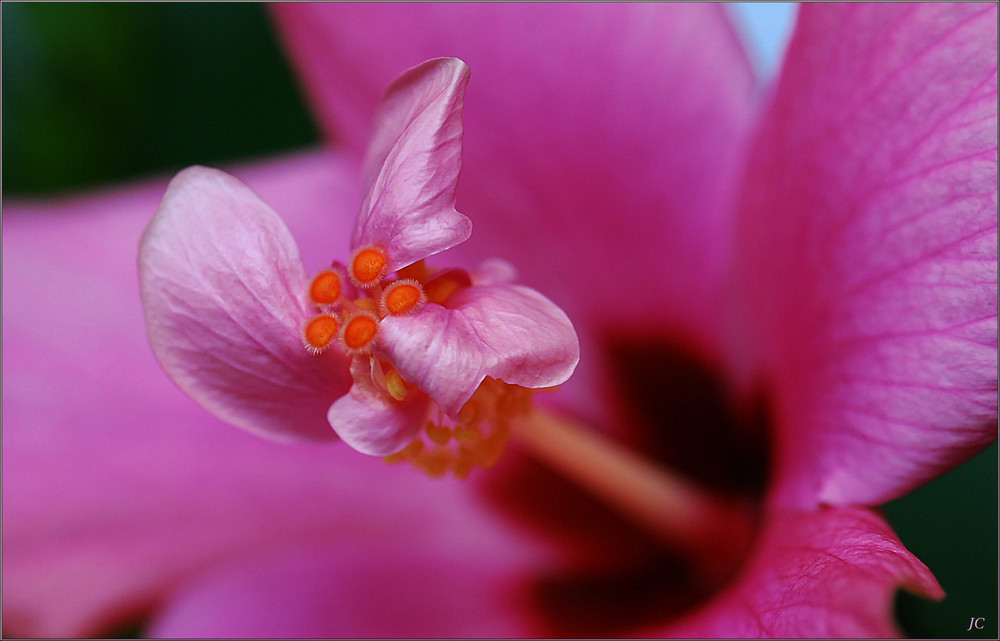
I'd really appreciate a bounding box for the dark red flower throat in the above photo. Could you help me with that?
[482,333,772,637]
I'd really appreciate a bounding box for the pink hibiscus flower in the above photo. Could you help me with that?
[2,3,995,638]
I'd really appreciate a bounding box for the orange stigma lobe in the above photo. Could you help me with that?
[381,280,425,315]
[350,246,389,288]
[309,269,343,306]
[341,312,379,353]
[303,314,340,354]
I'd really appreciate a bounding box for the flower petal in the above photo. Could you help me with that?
[661,507,943,637]
[731,3,998,507]
[354,57,472,270]
[139,166,350,442]
[378,284,580,418]
[326,358,430,456]
[147,541,539,638]
[471,257,518,286]
[271,3,757,425]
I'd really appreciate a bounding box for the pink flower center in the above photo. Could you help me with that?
[302,254,531,478]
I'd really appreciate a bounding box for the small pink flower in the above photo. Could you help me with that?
[139,57,579,471]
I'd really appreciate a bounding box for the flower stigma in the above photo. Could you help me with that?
[380,279,426,316]
[302,313,340,354]
[340,311,380,354]
[309,268,344,306]
[349,245,389,288]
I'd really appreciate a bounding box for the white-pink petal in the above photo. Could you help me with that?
[327,358,430,456]
[378,284,580,418]
[139,166,350,442]
[353,57,473,271]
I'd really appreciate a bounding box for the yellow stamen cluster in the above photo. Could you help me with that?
[384,377,534,479]
[302,255,536,480]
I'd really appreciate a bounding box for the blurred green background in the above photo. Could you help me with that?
[2,2,318,194]
[3,3,996,639]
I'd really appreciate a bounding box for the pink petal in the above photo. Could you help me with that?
[662,507,943,638]
[326,357,430,456]
[731,4,998,507]
[354,57,473,270]
[147,541,539,638]
[471,257,518,286]
[271,3,757,425]
[378,284,579,418]
[139,166,350,442]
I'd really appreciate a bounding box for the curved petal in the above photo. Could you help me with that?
[379,284,580,418]
[327,358,430,456]
[661,507,943,638]
[147,541,539,638]
[471,257,518,286]
[139,166,350,442]
[271,5,757,370]
[730,4,998,507]
[354,57,472,270]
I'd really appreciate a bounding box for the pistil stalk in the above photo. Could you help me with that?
[513,408,757,572]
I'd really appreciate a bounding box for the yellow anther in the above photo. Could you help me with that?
[302,313,340,354]
[382,379,533,480]
[453,449,476,480]
[396,260,431,282]
[472,433,507,469]
[454,425,481,446]
[340,311,379,354]
[350,246,389,288]
[423,269,472,306]
[416,449,453,477]
[384,368,408,401]
[425,422,452,446]
[383,439,424,464]
[354,297,379,312]
[380,279,425,316]
[309,269,343,306]
[497,387,526,415]
[457,402,481,427]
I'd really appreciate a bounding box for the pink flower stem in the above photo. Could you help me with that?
[513,408,758,575]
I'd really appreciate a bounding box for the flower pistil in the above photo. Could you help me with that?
[302,253,540,479]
